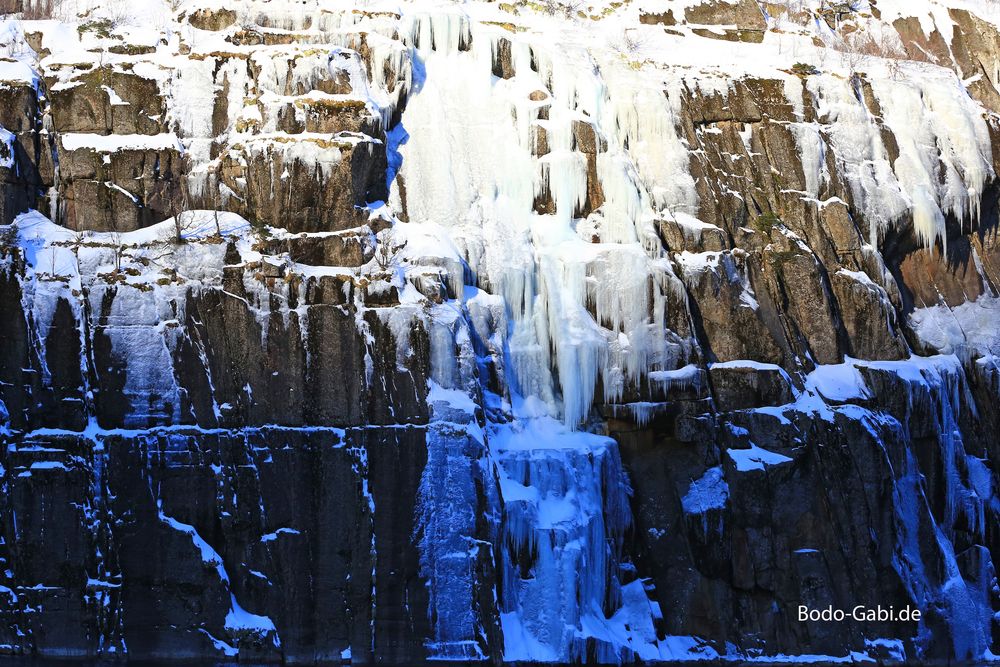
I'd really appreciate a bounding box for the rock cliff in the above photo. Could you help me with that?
[0,0,998,663]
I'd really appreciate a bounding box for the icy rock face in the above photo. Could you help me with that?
[495,428,653,662]
[616,356,1000,662]
[0,0,999,663]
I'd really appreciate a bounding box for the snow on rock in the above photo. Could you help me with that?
[225,595,279,643]
[681,465,729,515]
[159,511,229,583]
[805,360,871,402]
[59,133,183,152]
[162,506,280,651]
[0,45,38,85]
[910,294,1000,358]
[0,127,15,169]
[726,442,793,472]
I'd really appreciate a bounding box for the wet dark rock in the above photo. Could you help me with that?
[709,362,794,411]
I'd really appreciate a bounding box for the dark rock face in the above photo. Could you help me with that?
[615,408,919,657]
[708,363,793,410]
[616,352,1000,661]
[0,256,496,661]
[216,138,387,233]
[57,143,184,232]
[0,80,50,223]
[0,427,434,662]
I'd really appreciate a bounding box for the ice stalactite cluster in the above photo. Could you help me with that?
[393,12,698,430]
[795,71,993,251]
[388,18,701,659]
[167,7,412,202]
[493,422,660,662]
[361,8,1000,661]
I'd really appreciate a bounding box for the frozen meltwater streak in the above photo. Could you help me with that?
[394,11,696,428]
[795,70,992,252]
[390,19,694,658]
[416,423,492,660]
[492,419,662,662]
[854,356,996,660]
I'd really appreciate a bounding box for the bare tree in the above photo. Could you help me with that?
[835,33,866,76]
[18,0,58,20]
[207,173,223,237]
[72,230,84,276]
[172,210,199,244]
[832,26,914,79]
[538,0,583,20]
[372,232,407,273]
[104,0,135,31]
[173,176,196,244]
[108,230,124,273]
[236,5,257,30]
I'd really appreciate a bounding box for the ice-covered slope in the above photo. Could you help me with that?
[0,0,999,663]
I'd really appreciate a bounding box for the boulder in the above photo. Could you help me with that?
[48,68,164,136]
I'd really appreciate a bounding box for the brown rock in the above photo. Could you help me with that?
[291,97,376,135]
[898,239,985,308]
[678,251,787,365]
[639,9,678,26]
[683,0,767,30]
[492,37,515,79]
[56,142,183,232]
[531,122,549,157]
[657,216,728,253]
[763,243,843,365]
[830,269,908,360]
[48,68,164,136]
[187,8,238,31]
[216,137,386,233]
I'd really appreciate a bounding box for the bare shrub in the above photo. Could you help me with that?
[104,0,135,29]
[23,0,55,20]
[831,25,930,78]
[0,18,30,58]
[538,0,583,20]
[0,224,19,252]
[372,232,407,273]
[108,230,124,272]
[611,28,646,56]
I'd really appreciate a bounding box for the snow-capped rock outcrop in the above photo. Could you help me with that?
[0,0,998,663]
